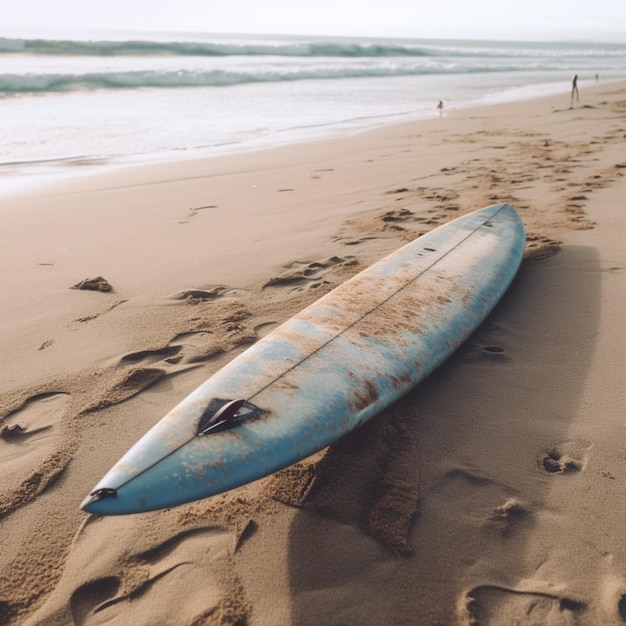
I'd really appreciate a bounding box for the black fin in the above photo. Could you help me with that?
[197,398,268,435]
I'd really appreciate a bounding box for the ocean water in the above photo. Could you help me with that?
[1,30,625,193]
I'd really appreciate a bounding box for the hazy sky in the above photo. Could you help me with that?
[3,0,626,42]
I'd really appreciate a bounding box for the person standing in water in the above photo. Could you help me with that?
[571,74,579,108]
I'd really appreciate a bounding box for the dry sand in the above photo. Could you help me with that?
[1,80,626,625]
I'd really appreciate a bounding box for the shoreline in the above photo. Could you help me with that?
[1,79,626,624]
[1,74,616,199]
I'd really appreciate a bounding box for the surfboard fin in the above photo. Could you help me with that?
[202,398,245,429]
[197,398,269,435]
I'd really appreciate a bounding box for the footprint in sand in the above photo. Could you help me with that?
[87,290,258,414]
[113,326,249,379]
[70,577,120,626]
[525,233,562,262]
[254,322,279,339]
[429,466,533,539]
[385,187,409,195]
[169,331,224,363]
[0,393,70,498]
[168,285,250,303]
[117,345,184,366]
[341,206,439,242]
[485,498,529,536]
[462,585,585,625]
[261,256,356,293]
[561,200,595,230]
[89,334,220,414]
[380,207,449,234]
[82,332,234,415]
[333,234,380,246]
[378,208,420,232]
[81,368,170,414]
[63,524,250,626]
[541,440,591,475]
[111,332,219,375]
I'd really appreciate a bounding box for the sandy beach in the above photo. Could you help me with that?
[1,80,626,625]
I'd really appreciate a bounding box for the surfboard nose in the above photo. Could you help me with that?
[80,472,172,515]
[80,480,158,515]
[80,488,120,514]
[80,455,183,515]
[81,489,126,515]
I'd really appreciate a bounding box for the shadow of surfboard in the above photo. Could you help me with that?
[281,244,601,625]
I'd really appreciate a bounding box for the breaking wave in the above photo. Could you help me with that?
[3,36,624,59]
[2,35,623,95]
[0,64,525,94]
[1,36,435,57]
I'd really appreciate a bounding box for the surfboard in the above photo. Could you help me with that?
[81,203,525,515]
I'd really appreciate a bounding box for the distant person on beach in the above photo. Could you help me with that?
[571,74,579,107]
[437,100,444,116]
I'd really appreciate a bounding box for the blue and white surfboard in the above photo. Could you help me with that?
[81,204,525,515]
